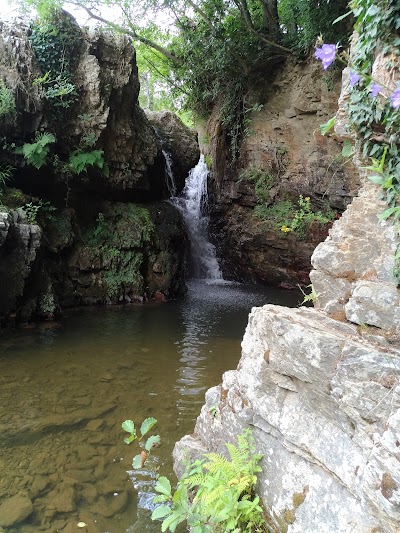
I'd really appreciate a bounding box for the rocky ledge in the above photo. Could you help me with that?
[174,302,400,532]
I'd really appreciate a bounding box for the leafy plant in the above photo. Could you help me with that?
[123,419,267,532]
[299,283,318,306]
[122,417,160,468]
[22,200,56,224]
[15,132,56,169]
[29,12,83,115]
[255,196,334,239]
[152,429,266,532]
[67,149,108,175]
[0,80,15,118]
[240,167,278,204]
[0,165,13,189]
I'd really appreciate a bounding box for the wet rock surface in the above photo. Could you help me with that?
[0,495,33,527]
[0,17,191,324]
[146,110,200,193]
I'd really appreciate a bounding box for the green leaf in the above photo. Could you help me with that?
[145,435,161,451]
[124,434,136,445]
[151,505,172,520]
[155,476,172,497]
[378,207,400,221]
[132,454,143,469]
[161,512,183,532]
[332,10,352,24]
[320,116,336,136]
[140,417,157,436]
[368,174,385,185]
[122,419,136,435]
[341,140,354,159]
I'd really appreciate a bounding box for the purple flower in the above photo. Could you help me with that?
[349,71,360,87]
[370,83,382,97]
[391,88,400,108]
[314,44,336,70]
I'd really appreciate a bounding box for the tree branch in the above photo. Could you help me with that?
[69,1,183,65]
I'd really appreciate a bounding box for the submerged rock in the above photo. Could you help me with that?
[0,494,33,527]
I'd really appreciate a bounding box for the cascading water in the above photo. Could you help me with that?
[162,147,177,198]
[172,155,224,281]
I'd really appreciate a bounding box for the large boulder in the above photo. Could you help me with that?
[0,14,165,198]
[146,110,200,192]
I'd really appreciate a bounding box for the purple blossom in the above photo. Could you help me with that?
[349,71,360,87]
[391,88,400,108]
[314,44,336,70]
[370,83,382,97]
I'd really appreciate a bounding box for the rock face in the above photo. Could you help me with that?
[0,212,41,321]
[174,48,400,533]
[174,304,400,532]
[146,110,200,192]
[205,58,359,284]
[0,15,193,323]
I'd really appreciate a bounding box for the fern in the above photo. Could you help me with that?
[156,429,267,532]
[15,132,56,169]
[68,149,107,175]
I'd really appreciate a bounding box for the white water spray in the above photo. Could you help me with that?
[173,155,223,281]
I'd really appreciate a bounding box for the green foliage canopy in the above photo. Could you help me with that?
[18,0,350,156]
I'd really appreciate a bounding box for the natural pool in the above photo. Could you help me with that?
[0,280,301,532]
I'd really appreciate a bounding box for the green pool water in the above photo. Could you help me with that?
[0,280,301,533]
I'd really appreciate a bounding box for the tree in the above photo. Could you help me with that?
[20,0,350,155]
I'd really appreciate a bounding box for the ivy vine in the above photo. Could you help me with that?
[29,11,83,116]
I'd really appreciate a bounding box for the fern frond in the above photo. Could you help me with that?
[68,149,105,175]
[201,485,227,507]
[184,472,207,488]
[203,453,234,477]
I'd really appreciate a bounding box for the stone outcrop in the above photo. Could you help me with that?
[0,212,41,322]
[174,47,400,533]
[0,15,193,324]
[146,110,200,192]
[205,58,359,284]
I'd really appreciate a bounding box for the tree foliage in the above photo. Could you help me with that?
[19,0,351,156]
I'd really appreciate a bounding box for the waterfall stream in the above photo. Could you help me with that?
[171,155,224,282]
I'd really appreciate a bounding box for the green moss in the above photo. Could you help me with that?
[38,291,55,315]
[0,187,29,209]
[254,199,294,226]
[239,167,278,204]
[46,209,75,251]
[102,251,144,296]
[87,204,154,249]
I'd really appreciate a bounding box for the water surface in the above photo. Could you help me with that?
[0,281,301,532]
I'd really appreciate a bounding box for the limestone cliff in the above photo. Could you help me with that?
[174,53,400,533]
[0,15,198,324]
[205,58,359,285]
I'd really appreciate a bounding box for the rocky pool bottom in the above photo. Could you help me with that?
[0,281,301,533]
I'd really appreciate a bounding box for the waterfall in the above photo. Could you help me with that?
[162,147,177,198]
[172,155,224,282]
